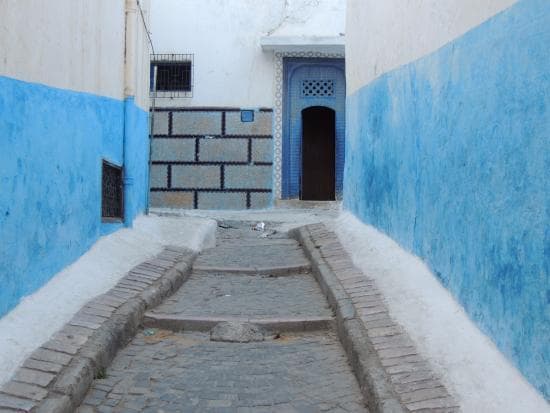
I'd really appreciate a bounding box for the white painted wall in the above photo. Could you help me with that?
[346,0,517,94]
[125,0,153,110]
[0,0,125,99]
[150,0,345,108]
[0,0,151,108]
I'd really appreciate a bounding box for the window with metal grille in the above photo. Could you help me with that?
[301,79,335,97]
[101,160,123,221]
[150,54,193,98]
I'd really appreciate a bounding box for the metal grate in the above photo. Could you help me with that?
[150,54,194,98]
[101,160,124,220]
[301,79,334,97]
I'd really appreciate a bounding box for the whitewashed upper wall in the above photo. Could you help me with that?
[346,0,517,95]
[125,0,152,110]
[0,0,126,100]
[150,0,345,108]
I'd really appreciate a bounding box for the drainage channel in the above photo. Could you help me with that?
[78,221,369,412]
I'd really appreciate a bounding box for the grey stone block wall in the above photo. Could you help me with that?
[172,165,220,189]
[198,192,247,210]
[152,139,195,162]
[225,165,272,189]
[172,112,222,135]
[150,108,273,209]
[199,138,248,163]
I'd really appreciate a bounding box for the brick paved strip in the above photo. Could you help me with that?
[0,247,198,413]
[290,224,460,413]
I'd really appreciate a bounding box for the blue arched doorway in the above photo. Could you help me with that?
[282,58,345,199]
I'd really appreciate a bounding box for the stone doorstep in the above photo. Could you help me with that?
[0,247,197,413]
[143,313,335,333]
[290,224,460,413]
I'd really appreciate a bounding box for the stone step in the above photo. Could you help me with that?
[194,243,310,272]
[148,272,332,320]
[143,313,334,333]
[192,262,311,275]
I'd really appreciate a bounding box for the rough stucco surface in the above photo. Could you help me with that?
[0,77,149,317]
[345,0,516,94]
[344,0,549,398]
[0,0,125,100]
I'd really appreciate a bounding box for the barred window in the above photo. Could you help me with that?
[150,54,193,98]
[101,160,124,221]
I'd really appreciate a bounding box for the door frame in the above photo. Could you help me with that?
[282,57,345,199]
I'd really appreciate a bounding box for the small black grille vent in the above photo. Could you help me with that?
[302,79,335,97]
[101,161,123,221]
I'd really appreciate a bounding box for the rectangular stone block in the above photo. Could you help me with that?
[251,139,273,163]
[197,192,247,210]
[225,111,272,135]
[172,165,220,189]
[149,191,194,208]
[14,368,56,387]
[1,381,48,401]
[250,192,271,209]
[152,111,169,135]
[150,165,168,188]
[151,138,195,162]
[172,111,222,135]
[0,393,36,411]
[199,138,248,162]
[30,349,72,366]
[23,359,64,374]
[225,165,272,189]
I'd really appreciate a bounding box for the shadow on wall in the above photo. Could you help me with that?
[344,0,549,399]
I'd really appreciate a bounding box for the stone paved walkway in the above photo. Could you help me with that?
[78,221,368,412]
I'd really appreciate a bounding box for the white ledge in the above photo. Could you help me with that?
[260,35,345,54]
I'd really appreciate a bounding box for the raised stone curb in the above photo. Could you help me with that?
[0,247,197,413]
[290,223,460,413]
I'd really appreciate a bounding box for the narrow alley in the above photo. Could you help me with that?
[78,221,367,412]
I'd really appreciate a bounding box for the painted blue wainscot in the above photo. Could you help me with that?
[344,0,549,398]
[0,77,149,317]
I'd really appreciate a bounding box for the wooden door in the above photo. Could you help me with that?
[301,106,335,200]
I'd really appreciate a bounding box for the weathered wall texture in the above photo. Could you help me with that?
[150,0,345,108]
[150,109,273,209]
[0,0,125,100]
[346,0,517,93]
[344,0,549,398]
[0,1,151,317]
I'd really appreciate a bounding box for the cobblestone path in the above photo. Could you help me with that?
[79,221,368,412]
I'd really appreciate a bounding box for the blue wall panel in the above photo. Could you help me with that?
[0,76,149,317]
[344,0,549,398]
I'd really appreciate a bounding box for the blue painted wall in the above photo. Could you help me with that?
[344,0,549,398]
[0,76,149,317]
